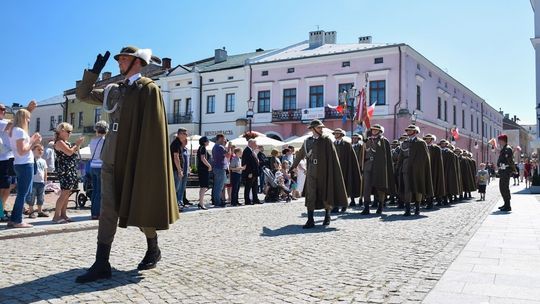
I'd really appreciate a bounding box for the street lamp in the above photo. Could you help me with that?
[347,86,357,136]
[246,98,255,133]
[411,110,418,125]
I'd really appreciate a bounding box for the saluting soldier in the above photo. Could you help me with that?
[332,128,362,212]
[423,134,446,209]
[290,120,348,228]
[75,47,179,283]
[397,125,433,216]
[439,140,459,205]
[497,134,516,211]
[360,124,395,215]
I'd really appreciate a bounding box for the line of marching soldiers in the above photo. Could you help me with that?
[290,119,479,229]
[334,123,478,216]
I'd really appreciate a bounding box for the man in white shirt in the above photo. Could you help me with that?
[44,141,55,173]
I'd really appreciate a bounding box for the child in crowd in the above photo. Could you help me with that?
[476,163,489,201]
[229,148,245,206]
[25,144,49,218]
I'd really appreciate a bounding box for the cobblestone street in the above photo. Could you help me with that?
[0,182,505,303]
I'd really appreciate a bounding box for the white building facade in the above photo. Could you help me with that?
[29,95,64,141]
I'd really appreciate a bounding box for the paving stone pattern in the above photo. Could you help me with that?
[0,183,503,303]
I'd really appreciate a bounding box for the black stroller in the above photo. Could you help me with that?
[262,167,291,203]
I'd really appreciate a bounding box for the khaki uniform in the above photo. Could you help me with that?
[361,136,395,204]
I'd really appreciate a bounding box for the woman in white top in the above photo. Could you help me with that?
[295,158,307,198]
[8,109,42,228]
[89,121,108,220]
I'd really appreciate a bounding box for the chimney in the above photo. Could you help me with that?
[162,57,172,69]
[309,30,325,49]
[215,47,227,63]
[76,80,82,87]
[513,115,517,122]
[324,31,337,44]
[102,72,112,80]
[358,36,373,44]
[504,113,509,120]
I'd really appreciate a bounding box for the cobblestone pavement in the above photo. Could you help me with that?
[0,181,506,303]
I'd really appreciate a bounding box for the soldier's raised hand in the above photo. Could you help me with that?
[90,51,110,74]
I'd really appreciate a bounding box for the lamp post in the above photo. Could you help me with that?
[411,110,418,125]
[246,98,255,133]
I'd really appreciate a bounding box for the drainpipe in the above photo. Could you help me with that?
[393,45,403,138]
[198,75,203,135]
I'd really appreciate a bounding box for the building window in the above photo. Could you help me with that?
[437,97,441,119]
[416,85,421,110]
[471,115,474,133]
[453,105,456,125]
[35,117,40,132]
[369,80,386,105]
[417,63,421,70]
[309,85,324,108]
[94,107,101,123]
[49,116,56,130]
[225,93,235,112]
[342,61,350,67]
[257,90,270,113]
[338,83,354,107]
[287,68,295,73]
[70,113,75,126]
[78,112,83,128]
[462,110,465,129]
[208,78,214,83]
[207,95,215,113]
[175,83,180,87]
[58,115,63,124]
[185,98,192,115]
[261,71,268,76]
[228,76,234,80]
[188,81,192,85]
[283,88,296,110]
[477,118,479,134]
[428,71,432,77]
[173,99,180,115]
[444,100,447,122]
[374,57,383,64]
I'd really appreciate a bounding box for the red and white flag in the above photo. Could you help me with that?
[355,88,373,128]
[451,127,460,140]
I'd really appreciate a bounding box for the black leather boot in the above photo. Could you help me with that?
[414,202,420,215]
[76,243,112,283]
[361,200,370,215]
[323,209,331,226]
[349,198,356,207]
[403,202,411,216]
[376,202,383,214]
[138,235,162,270]
[330,207,339,213]
[426,197,434,209]
[371,200,378,209]
[303,210,315,229]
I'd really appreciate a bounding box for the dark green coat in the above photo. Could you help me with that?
[334,140,362,198]
[428,144,446,197]
[397,138,433,196]
[76,70,179,230]
[360,136,396,195]
[460,156,476,192]
[441,148,459,195]
[291,135,348,210]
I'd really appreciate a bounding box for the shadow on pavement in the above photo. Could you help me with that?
[380,214,428,222]
[260,225,338,237]
[491,210,512,215]
[0,268,143,302]
[513,189,532,195]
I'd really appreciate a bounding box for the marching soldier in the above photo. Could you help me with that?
[360,124,395,215]
[75,46,179,283]
[423,134,445,209]
[397,125,433,216]
[290,120,348,228]
[439,140,459,204]
[332,128,362,212]
[497,134,516,211]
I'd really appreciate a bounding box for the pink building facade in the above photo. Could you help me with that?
[249,32,502,164]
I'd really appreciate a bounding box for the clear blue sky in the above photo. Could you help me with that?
[1,0,535,123]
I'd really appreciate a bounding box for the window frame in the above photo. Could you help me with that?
[225,93,235,112]
[257,90,271,113]
[309,85,324,108]
[283,88,297,110]
[206,95,215,114]
[369,80,386,105]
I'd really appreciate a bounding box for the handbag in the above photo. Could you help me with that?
[85,138,103,174]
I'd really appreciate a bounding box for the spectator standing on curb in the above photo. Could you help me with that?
[196,136,211,210]
[89,120,108,220]
[212,134,230,207]
[25,144,48,218]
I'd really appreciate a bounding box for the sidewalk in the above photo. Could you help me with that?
[423,183,540,304]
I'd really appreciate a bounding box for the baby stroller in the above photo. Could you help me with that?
[76,159,93,208]
[262,167,292,203]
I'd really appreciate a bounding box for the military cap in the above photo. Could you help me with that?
[308,119,325,129]
[333,128,346,136]
[498,134,508,142]
[423,134,437,141]
[371,124,384,133]
[439,139,449,145]
[114,45,161,66]
[405,124,420,133]
[352,132,362,138]
[391,140,399,145]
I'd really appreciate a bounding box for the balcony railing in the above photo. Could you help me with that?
[325,107,344,119]
[272,109,302,122]
[168,112,193,124]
